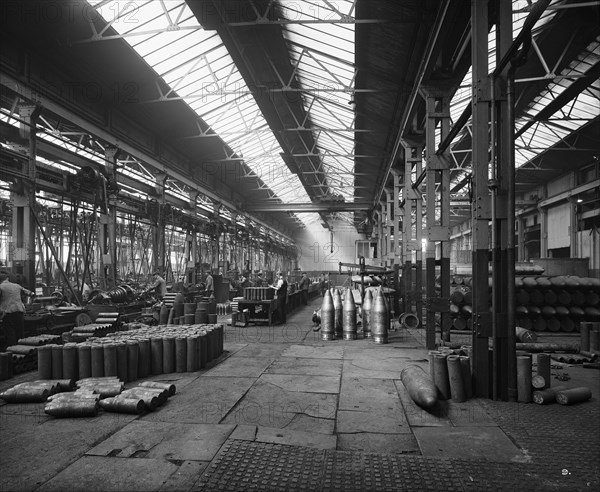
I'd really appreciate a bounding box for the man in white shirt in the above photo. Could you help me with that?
[270,271,288,324]
[0,270,35,349]
[147,271,167,299]
[205,271,214,298]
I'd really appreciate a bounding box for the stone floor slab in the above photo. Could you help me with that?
[342,357,423,380]
[285,413,336,435]
[230,343,288,359]
[229,424,257,441]
[337,432,420,454]
[255,426,337,450]
[38,456,179,492]
[413,426,526,462]
[0,413,136,491]
[336,409,411,434]
[265,357,343,377]
[159,460,209,492]
[338,378,403,414]
[141,376,255,424]
[221,379,337,428]
[259,374,340,394]
[282,344,344,360]
[87,421,235,461]
[202,356,273,378]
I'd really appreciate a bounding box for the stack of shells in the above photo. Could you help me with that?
[36,323,224,384]
[1,334,64,378]
[320,287,389,344]
[446,274,599,333]
[515,275,600,333]
[243,287,275,301]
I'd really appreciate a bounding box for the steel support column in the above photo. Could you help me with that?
[471,0,492,398]
[401,137,425,322]
[386,188,394,267]
[11,105,39,289]
[98,147,119,289]
[422,86,452,350]
[493,0,515,401]
[152,172,167,275]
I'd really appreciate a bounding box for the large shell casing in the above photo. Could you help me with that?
[362,289,373,338]
[320,290,335,341]
[342,288,357,340]
[370,289,389,344]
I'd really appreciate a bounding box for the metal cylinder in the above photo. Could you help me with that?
[150,337,163,375]
[187,335,199,372]
[199,332,208,368]
[459,355,472,399]
[321,290,335,341]
[447,355,466,403]
[77,344,92,380]
[428,350,440,385]
[137,338,151,378]
[175,337,187,373]
[556,386,592,405]
[62,343,78,381]
[174,302,184,318]
[333,289,343,338]
[532,385,568,404]
[208,313,218,325]
[139,381,176,396]
[536,353,551,389]
[126,341,139,382]
[99,396,145,414]
[342,288,357,340]
[370,289,389,344]
[159,305,169,325]
[38,344,53,380]
[362,289,373,338]
[184,302,197,315]
[517,355,532,403]
[90,344,104,378]
[0,352,12,381]
[590,324,600,352]
[184,314,195,325]
[117,390,159,411]
[51,344,63,379]
[196,309,208,324]
[45,399,99,418]
[115,342,128,382]
[433,353,450,399]
[103,343,118,377]
[163,336,176,373]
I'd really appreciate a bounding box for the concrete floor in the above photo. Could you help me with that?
[1,296,599,491]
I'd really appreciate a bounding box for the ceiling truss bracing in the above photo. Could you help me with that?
[384,0,600,230]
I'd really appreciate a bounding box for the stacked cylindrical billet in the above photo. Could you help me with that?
[4,334,63,376]
[515,275,600,333]
[426,348,472,402]
[448,274,599,333]
[36,323,223,382]
[448,282,473,331]
[243,287,275,301]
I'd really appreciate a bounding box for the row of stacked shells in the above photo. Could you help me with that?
[36,324,224,383]
[321,288,389,344]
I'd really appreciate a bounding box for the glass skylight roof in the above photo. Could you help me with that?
[86,0,358,229]
[446,0,598,187]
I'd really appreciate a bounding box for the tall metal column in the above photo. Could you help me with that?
[422,85,452,349]
[152,172,167,275]
[386,188,394,268]
[538,206,548,258]
[12,104,40,289]
[493,0,515,401]
[471,0,492,398]
[401,137,425,321]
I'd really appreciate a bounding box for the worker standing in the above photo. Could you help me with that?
[270,271,288,324]
[299,272,310,305]
[0,270,35,350]
[205,270,214,298]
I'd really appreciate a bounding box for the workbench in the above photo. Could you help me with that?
[237,299,278,326]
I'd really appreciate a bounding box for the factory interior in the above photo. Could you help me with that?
[0,0,599,490]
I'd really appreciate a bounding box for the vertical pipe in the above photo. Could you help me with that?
[506,63,518,402]
[517,355,532,403]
